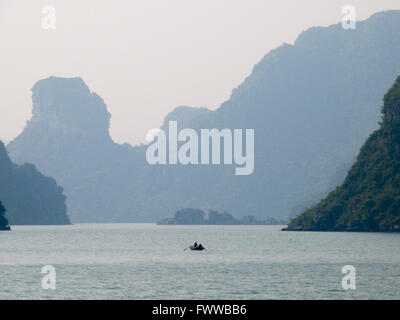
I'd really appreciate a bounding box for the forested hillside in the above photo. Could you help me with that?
[286,77,400,232]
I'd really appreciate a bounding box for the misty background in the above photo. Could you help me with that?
[2,0,400,146]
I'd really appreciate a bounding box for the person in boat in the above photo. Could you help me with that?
[193,242,198,248]
[198,243,204,250]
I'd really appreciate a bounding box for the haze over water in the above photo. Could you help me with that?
[1,224,399,299]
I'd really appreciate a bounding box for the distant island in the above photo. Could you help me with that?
[157,208,287,225]
[0,201,10,231]
[284,77,400,232]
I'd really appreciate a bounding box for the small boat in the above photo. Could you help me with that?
[185,244,206,251]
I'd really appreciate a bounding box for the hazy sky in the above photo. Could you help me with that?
[1,0,400,145]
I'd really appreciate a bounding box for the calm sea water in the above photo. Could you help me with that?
[0,224,399,299]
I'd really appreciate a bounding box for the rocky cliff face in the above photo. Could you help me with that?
[8,77,126,222]
[9,77,116,181]
[0,140,70,225]
[30,77,111,140]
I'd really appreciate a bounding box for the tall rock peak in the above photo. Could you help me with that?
[30,76,111,140]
